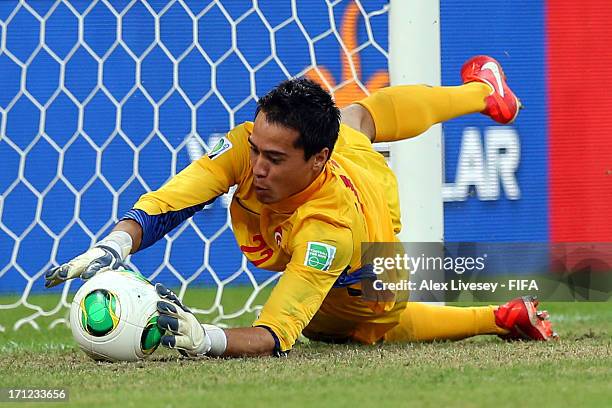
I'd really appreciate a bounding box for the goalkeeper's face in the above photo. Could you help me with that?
[249,113,329,204]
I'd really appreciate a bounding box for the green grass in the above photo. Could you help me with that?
[0,290,610,408]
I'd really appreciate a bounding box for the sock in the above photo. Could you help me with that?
[383,302,508,342]
[356,83,491,143]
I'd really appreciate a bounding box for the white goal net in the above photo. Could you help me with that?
[0,0,390,331]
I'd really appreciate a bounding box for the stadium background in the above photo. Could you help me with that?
[0,0,610,297]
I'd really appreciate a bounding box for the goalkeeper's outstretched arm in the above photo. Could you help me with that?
[154,283,277,358]
[44,203,208,288]
[44,193,211,288]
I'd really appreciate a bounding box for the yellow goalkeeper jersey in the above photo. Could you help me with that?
[132,122,402,352]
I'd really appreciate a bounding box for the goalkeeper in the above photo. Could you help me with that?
[46,56,556,358]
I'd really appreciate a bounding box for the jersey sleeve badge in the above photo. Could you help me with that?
[304,242,337,271]
[207,137,233,160]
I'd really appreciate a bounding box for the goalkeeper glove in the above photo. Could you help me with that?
[44,231,133,288]
[155,283,227,358]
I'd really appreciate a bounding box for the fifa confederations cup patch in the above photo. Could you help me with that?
[207,137,233,160]
[304,242,336,271]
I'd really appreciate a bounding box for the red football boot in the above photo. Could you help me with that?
[461,55,522,124]
[494,296,558,341]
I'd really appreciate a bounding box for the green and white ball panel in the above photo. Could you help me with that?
[140,315,163,355]
[80,289,121,336]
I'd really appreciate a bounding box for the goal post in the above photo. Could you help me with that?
[388,0,445,302]
[388,0,444,244]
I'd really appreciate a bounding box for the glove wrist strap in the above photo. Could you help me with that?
[96,231,133,260]
[201,324,227,357]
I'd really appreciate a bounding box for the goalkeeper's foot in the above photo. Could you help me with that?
[461,55,522,124]
[494,296,558,341]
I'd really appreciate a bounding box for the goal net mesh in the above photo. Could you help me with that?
[0,0,389,331]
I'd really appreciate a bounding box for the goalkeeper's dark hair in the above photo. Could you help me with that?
[255,78,341,161]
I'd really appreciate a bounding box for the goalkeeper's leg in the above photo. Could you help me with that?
[382,298,557,342]
[383,302,506,342]
[356,82,490,143]
[354,55,520,143]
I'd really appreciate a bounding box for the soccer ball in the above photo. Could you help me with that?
[70,268,163,362]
